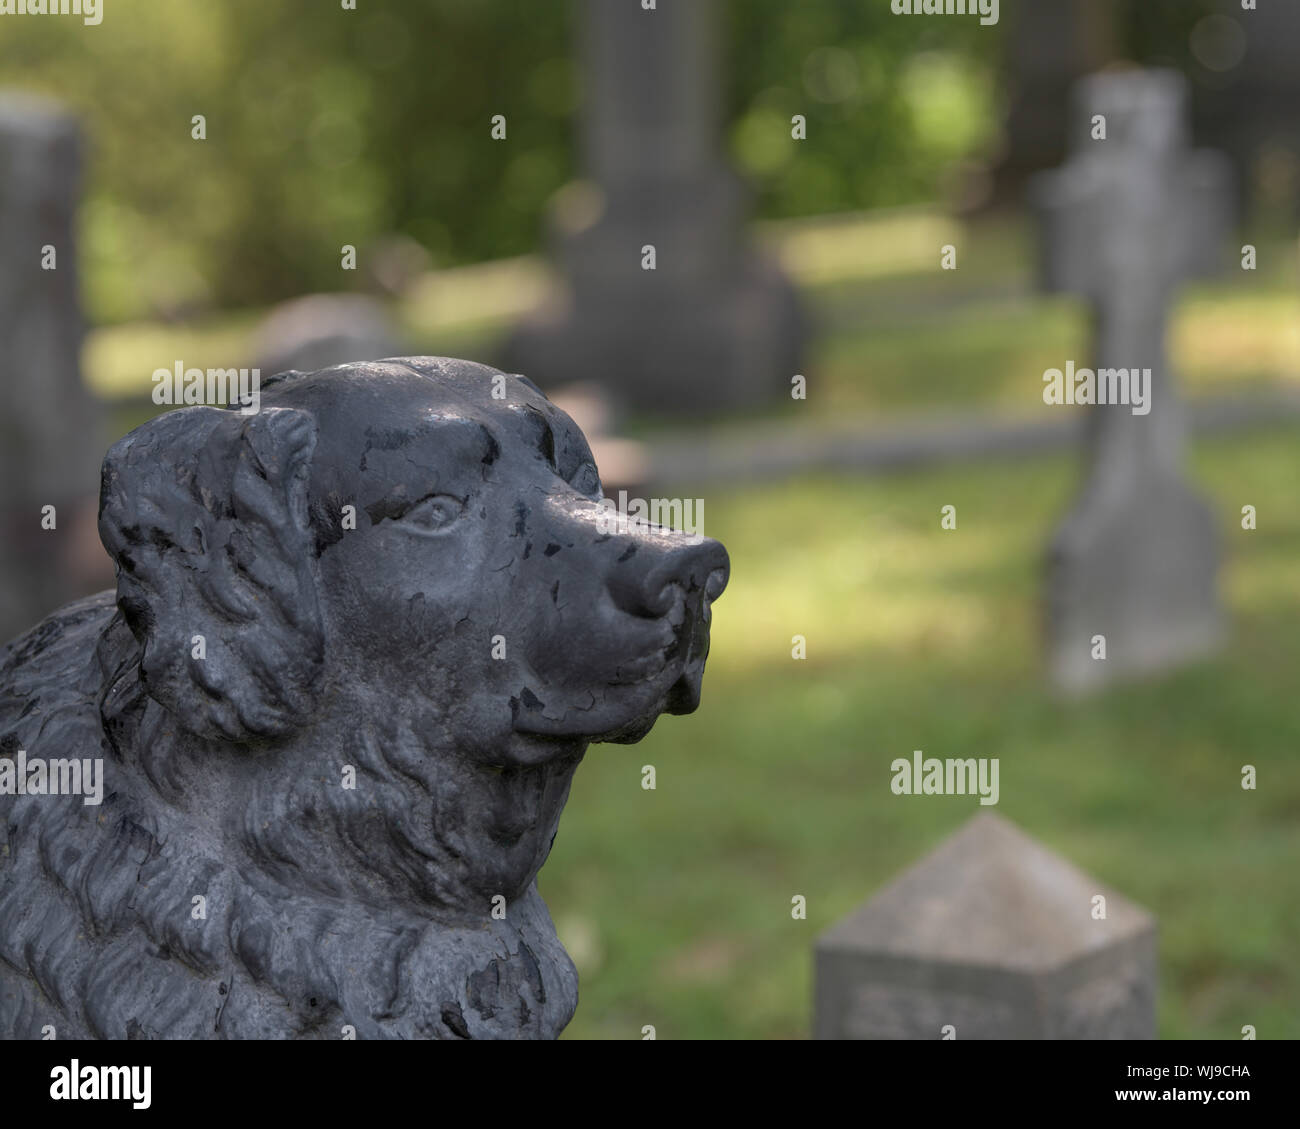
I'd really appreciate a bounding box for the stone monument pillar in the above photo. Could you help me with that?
[0,93,104,645]
[506,0,804,416]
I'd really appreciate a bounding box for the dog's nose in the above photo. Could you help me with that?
[607,535,730,621]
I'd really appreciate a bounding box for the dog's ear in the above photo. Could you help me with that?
[99,406,324,742]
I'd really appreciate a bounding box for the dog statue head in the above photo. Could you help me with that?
[1,357,727,1040]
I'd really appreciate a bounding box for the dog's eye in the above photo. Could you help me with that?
[400,494,464,533]
[569,461,601,499]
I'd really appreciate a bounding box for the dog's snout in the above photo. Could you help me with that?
[608,536,730,620]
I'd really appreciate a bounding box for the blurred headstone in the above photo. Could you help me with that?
[506,0,804,416]
[0,93,106,645]
[1033,70,1229,695]
[814,814,1157,1040]
[364,234,432,300]
[253,293,405,379]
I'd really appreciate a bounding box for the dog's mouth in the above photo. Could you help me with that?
[509,640,708,745]
[501,729,589,766]
[609,645,675,686]
[508,573,716,746]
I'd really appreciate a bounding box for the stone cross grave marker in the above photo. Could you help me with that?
[506,0,803,416]
[814,813,1157,1040]
[1033,70,1232,694]
[0,93,104,645]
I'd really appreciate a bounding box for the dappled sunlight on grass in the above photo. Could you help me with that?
[83,212,1299,424]
[813,284,1300,418]
[84,314,260,400]
[401,255,551,336]
[694,465,1069,676]
[1176,292,1300,387]
[760,206,961,286]
[551,427,1300,1040]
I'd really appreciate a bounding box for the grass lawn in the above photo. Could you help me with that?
[547,425,1300,1039]
[92,211,1300,437]
[85,208,1299,1040]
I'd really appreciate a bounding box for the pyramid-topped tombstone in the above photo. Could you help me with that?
[814,814,1156,1039]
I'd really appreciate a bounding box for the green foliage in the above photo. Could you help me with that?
[0,0,1247,324]
[1,0,1003,322]
[1,0,574,318]
[725,0,1002,217]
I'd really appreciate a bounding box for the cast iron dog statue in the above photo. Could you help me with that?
[0,357,728,1038]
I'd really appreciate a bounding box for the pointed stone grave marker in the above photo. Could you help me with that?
[814,814,1157,1039]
